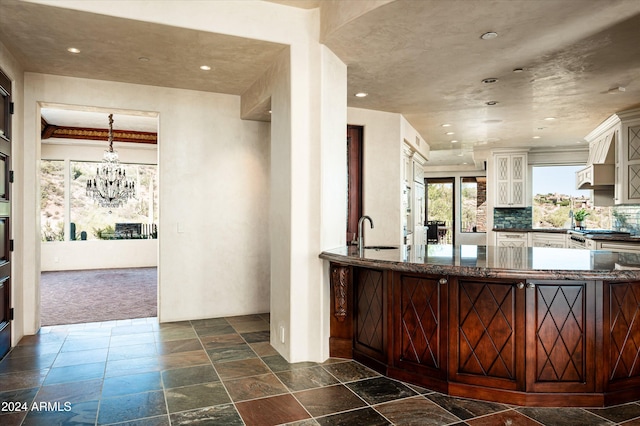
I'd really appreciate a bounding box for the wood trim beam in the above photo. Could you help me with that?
[40,120,157,144]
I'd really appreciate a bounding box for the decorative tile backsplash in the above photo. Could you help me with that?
[493,207,532,229]
[612,204,640,235]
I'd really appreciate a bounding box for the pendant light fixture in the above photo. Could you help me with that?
[86,114,136,208]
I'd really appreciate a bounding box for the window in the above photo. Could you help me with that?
[532,165,610,229]
[40,160,65,241]
[461,177,486,232]
[40,159,158,241]
[70,161,158,240]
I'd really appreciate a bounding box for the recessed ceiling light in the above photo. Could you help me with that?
[200,65,211,71]
[268,110,272,114]
[482,78,498,84]
[441,123,452,127]
[607,86,626,94]
[354,92,368,97]
[480,31,498,40]
[446,132,455,135]
[451,140,459,143]
[544,117,556,121]
[67,47,80,54]
[463,162,468,165]
[486,101,499,106]
[532,136,541,139]
[513,67,525,73]
[138,56,150,62]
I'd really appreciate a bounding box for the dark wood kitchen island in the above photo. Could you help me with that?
[320,244,640,407]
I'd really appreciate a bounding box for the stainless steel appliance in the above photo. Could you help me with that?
[567,229,630,249]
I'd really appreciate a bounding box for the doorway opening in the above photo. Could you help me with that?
[426,177,454,244]
[346,125,363,245]
[38,105,159,326]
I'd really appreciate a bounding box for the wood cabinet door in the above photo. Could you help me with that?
[449,277,526,391]
[604,281,640,394]
[353,267,387,365]
[525,280,596,393]
[393,274,448,380]
[0,69,11,360]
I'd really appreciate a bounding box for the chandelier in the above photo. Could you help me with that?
[86,114,136,208]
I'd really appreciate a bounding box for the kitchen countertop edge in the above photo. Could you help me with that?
[320,246,640,281]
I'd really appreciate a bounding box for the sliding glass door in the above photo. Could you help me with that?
[426,178,454,245]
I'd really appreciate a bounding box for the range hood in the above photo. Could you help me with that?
[576,122,617,206]
[576,127,615,191]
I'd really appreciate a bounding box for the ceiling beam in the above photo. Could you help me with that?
[40,117,157,144]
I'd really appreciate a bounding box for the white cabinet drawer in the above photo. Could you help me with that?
[496,232,528,247]
[598,241,640,253]
[529,232,567,248]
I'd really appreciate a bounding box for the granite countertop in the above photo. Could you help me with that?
[320,244,640,281]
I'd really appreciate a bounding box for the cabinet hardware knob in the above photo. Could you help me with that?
[527,283,536,289]
[517,282,525,289]
[439,278,447,285]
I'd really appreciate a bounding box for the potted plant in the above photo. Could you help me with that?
[574,208,590,229]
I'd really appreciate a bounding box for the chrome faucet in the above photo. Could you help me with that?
[357,215,374,254]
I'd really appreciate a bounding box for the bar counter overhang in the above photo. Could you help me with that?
[320,244,640,407]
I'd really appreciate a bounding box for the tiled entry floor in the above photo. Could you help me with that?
[2,315,640,425]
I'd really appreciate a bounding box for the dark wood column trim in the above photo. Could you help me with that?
[329,262,353,358]
[332,265,349,321]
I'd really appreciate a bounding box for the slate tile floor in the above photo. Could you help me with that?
[2,314,640,425]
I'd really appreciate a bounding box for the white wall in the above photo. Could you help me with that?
[346,108,433,247]
[239,17,347,362]
[41,240,157,271]
[347,107,407,246]
[242,44,347,363]
[10,1,348,363]
[22,73,271,333]
[318,46,348,359]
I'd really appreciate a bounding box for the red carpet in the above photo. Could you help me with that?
[40,267,157,326]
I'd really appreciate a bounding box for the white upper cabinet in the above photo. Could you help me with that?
[494,152,527,207]
[402,144,413,183]
[616,109,640,204]
[413,152,426,183]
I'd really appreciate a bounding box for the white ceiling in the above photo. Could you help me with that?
[2,0,640,165]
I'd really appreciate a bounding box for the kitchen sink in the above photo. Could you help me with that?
[364,245,398,250]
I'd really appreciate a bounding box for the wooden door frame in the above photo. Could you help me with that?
[0,67,12,360]
[346,125,363,245]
